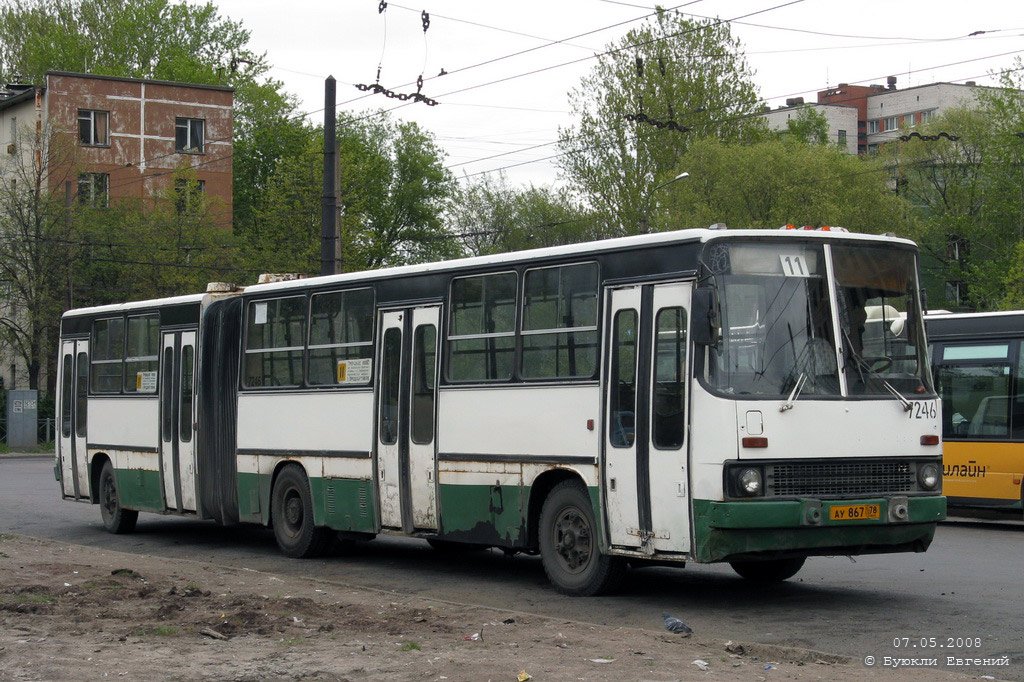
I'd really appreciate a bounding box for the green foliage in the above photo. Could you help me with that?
[73,170,244,306]
[244,113,459,275]
[451,173,599,255]
[558,9,764,235]
[783,107,831,146]
[658,138,902,233]
[885,90,1024,310]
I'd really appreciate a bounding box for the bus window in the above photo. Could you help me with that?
[521,263,598,379]
[935,362,1011,439]
[124,314,159,393]
[609,310,638,448]
[308,288,374,386]
[379,327,402,445]
[179,345,194,442]
[90,317,124,393]
[411,325,436,445]
[75,352,88,437]
[244,296,306,388]
[653,307,686,450]
[61,354,73,438]
[448,272,516,382]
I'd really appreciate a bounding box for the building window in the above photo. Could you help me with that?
[884,116,898,131]
[78,109,108,146]
[837,130,847,145]
[77,172,109,207]
[175,117,204,154]
[868,120,879,134]
[174,178,206,214]
[921,110,936,124]
[903,113,917,127]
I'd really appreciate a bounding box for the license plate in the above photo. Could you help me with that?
[829,504,881,521]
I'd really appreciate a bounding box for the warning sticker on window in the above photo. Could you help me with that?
[253,301,268,324]
[137,371,158,393]
[337,358,372,385]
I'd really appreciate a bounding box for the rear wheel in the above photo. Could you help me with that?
[99,461,138,534]
[271,465,330,558]
[730,557,806,583]
[538,480,625,596]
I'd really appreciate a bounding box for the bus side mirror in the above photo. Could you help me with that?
[692,287,720,346]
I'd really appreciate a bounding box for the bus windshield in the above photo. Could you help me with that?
[704,240,933,399]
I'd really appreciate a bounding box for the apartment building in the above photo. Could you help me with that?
[761,77,984,154]
[0,71,232,213]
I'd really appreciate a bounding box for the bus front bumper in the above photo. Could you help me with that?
[692,495,946,564]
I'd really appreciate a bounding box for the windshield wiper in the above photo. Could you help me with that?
[843,331,912,411]
[779,372,807,412]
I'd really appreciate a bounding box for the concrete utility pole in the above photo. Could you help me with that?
[321,76,337,276]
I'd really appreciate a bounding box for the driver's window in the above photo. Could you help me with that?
[653,307,686,450]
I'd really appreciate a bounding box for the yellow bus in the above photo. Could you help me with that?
[928,311,1024,516]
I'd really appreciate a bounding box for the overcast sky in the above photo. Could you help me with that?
[214,0,1024,187]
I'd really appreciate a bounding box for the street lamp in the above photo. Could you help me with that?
[639,171,689,234]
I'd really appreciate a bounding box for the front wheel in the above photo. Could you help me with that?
[538,480,625,596]
[99,461,138,534]
[730,557,806,583]
[271,465,330,558]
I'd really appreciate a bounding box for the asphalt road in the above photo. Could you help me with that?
[2,455,1021,679]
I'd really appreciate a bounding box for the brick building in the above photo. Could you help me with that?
[0,71,232,214]
[761,77,984,154]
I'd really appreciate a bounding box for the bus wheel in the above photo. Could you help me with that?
[539,480,625,596]
[99,461,138,534]
[730,557,805,583]
[271,465,330,558]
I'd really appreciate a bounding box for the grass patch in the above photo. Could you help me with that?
[399,642,422,651]
[1,593,55,605]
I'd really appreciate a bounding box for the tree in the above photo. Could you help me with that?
[654,137,903,233]
[243,113,459,275]
[783,107,830,146]
[0,124,78,390]
[557,9,764,235]
[883,102,1024,311]
[451,173,599,256]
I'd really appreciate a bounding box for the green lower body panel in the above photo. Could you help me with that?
[114,468,164,513]
[437,483,528,547]
[311,477,376,533]
[236,471,376,534]
[692,496,946,563]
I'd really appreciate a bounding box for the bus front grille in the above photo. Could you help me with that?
[766,461,915,497]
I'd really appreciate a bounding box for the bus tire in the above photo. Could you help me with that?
[271,465,330,558]
[99,461,138,534]
[730,557,805,583]
[539,480,625,596]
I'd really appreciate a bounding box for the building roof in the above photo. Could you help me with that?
[46,71,233,93]
[0,85,39,113]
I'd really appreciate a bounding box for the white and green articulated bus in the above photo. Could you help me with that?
[55,227,946,595]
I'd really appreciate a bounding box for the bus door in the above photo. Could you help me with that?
[58,339,90,499]
[376,306,441,532]
[159,330,198,512]
[604,282,692,555]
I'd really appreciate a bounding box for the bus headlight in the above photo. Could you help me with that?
[918,463,941,490]
[737,467,763,496]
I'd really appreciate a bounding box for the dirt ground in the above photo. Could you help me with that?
[0,533,1002,682]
